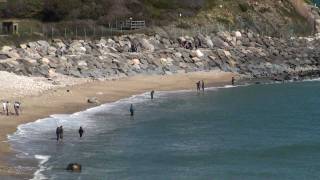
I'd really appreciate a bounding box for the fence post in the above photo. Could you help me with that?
[64,28,67,39]
[93,26,95,38]
[51,26,54,40]
[84,28,87,41]
[115,19,118,30]
[76,27,78,39]
[110,23,113,36]
[44,26,48,40]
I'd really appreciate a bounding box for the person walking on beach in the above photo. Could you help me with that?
[151,90,155,100]
[2,100,6,115]
[130,104,134,117]
[79,126,84,138]
[59,126,64,140]
[201,80,205,92]
[196,81,201,92]
[5,101,9,116]
[13,101,21,116]
[56,127,60,141]
[231,77,235,85]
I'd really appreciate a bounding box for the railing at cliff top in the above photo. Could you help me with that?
[0,20,148,42]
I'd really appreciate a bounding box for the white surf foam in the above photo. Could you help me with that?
[31,155,50,180]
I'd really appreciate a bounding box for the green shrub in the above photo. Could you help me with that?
[176,22,191,29]
[239,2,249,12]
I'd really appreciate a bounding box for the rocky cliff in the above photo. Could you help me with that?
[0,31,320,82]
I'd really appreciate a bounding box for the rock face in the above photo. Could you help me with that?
[66,163,82,172]
[1,32,320,81]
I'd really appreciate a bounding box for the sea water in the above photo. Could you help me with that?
[8,81,320,180]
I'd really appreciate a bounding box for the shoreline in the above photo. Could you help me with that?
[0,70,236,178]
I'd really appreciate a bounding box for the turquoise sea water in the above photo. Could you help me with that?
[8,81,320,179]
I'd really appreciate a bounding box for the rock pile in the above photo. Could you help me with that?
[1,32,320,81]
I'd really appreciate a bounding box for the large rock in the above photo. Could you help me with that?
[69,41,86,54]
[66,163,82,172]
[41,57,50,64]
[212,37,229,48]
[205,36,214,48]
[1,46,12,53]
[77,61,88,67]
[0,53,10,60]
[131,59,141,65]
[234,31,242,38]
[160,58,168,66]
[224,50,232,57]
[190,50,204,58]
[196,34,214,48]
[20,44,27,49]
[37,40,50,48]
[140,38,155,52]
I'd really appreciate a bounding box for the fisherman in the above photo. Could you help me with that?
[196,81,201,92]
[13,101,21,116]
[201,80,205,92]
[56,127,60,141]
[130,104,134,116]
[78,126,84,138]
[232,77,235,85]
[150,90,155,100]
[59,126,64,140]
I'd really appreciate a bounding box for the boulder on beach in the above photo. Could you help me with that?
[87,97,99,104]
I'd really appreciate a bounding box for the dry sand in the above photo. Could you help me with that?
[0,70,236,178]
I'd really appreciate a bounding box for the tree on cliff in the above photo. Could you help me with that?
[2,0,43,18]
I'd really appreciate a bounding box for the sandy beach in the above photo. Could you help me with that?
[0,70,235,178]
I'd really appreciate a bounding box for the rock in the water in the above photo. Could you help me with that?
[66,163,82,172]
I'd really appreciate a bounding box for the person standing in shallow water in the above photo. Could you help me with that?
[232,77,235,85]
[130,104,134,116]
[56,127,60,142]
[59,126,63,140]
[201,80,205,92]
[5,101,9,116]
[196,81,201,92]
[2,100,6,115]
[150,90,155,100]
[79,126,84,138]
[14,102,21,116]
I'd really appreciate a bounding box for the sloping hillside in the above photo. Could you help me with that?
[0,0,315,36]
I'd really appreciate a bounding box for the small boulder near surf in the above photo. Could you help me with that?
[66,163,82,172]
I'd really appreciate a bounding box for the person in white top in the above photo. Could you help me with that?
[2,101,9,116]
[2,101,6,114]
